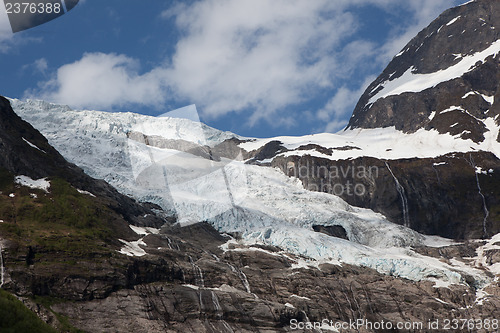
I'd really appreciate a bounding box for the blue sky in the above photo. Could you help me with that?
[0,0,466,138]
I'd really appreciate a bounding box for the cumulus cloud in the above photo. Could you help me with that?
[163,0,355,122]
[22,58,48,75]
[27,52,168,110]
[27,0,467,131]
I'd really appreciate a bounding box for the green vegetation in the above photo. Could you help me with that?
[0,167,117,258]
[0,289,57,333]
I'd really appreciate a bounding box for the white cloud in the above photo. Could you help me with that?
[22,58,48,75]
[27,0,467,131]
[163,0,356,122]
[317,76,374,133]
[27,52,168,110]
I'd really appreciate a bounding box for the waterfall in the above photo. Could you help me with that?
[225,262,255,297]
[0,243,4,288]
[189,256,205,287]
[165,236,173,250]
[211,290,235,332]
[204,250,220,262]
[211,290,223,319]
[221,321,235,333]
[189,256,205,313]
[469,155,489,237]
[237,269,251,294]
[385,162,410,227]
[431,164,442,185]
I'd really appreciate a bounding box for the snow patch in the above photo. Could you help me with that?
[446,16,461,26]
[368,39,500,105]
[462,91,495,104]
[241,123,500,161]
[118,239,147,257]
[475,166,487,175]
[422,235,460,247]
[469,233,500,276]
[460,0,475,6]
[290,294,311,301]
[441,106,464,114]
[395,48,409,57]
[129,225,160,235]
[14,175,50,193]
[22,138,46,153]
[76,189,95,197]
[481,94,495,105]
[428,111,436,120]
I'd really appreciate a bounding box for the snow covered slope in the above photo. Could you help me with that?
[239,121,500,162]
[367,39,500,105]
[347,0,500,142]
[11,98,497,289]
[11,99,237,197]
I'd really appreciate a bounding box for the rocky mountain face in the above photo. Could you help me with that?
[269,151,500,240]
[348,0,500,138]
[343,0,500,239]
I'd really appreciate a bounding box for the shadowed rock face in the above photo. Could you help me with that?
[347,0,500,141]
[270,152,500,240]
[312,225,349,240]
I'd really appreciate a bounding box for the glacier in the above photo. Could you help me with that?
[10,98,495,288]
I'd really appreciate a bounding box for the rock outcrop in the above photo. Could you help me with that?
[6,222,500,332]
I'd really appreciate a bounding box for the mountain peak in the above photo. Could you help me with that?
[347,0,500,142]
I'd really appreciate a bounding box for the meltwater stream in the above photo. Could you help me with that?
[469,155,490,237]
[385,162,410,227]
[0,243,4,288]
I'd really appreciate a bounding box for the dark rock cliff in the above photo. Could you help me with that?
[269,152,500,240]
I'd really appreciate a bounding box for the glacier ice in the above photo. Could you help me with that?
[11,98,494,288]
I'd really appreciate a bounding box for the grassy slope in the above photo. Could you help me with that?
[0,289,57,333]
[0,167,137,332]
[0,167,120,256]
